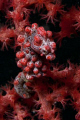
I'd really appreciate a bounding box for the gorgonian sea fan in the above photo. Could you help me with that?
[0,0,80,120]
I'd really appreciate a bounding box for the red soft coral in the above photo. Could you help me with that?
[42,2,64,24]
[54,6,77,46]
[0,27,16,50]
[0,84,36,120]
[72,7,80,30]
[0,0,80,120]
[0,0,12,11]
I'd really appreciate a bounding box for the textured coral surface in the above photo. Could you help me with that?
[0,0,80,120]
